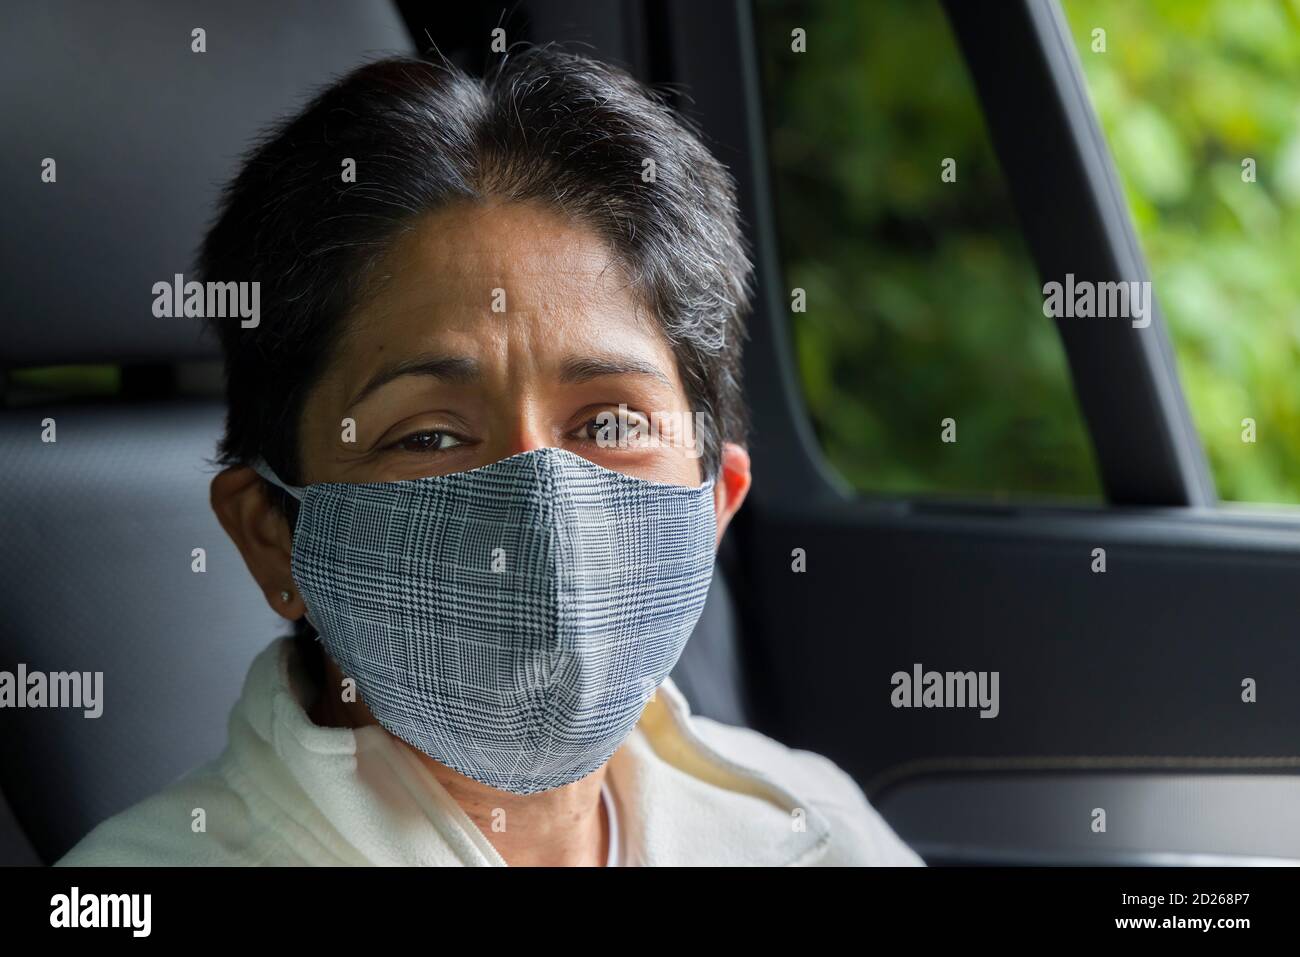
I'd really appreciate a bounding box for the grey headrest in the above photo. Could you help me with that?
[0,0,412,367]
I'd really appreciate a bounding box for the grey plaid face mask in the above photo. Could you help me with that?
[251,447,717,795]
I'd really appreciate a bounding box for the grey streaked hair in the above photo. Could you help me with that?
[201,45,754,490]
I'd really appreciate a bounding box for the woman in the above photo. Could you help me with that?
[56,46,921,867]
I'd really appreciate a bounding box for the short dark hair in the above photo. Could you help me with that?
[201,45,752,489]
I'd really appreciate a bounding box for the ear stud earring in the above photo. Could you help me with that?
[280,590,293,602]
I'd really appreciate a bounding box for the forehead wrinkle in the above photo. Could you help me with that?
[330,201,669,376]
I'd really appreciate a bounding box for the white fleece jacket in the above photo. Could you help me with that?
[56,637,923,866]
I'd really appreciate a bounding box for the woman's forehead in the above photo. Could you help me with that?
[321,200,676,398]
[381,201,634,299]
[341,200,659,347]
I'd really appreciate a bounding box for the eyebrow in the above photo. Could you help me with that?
[348,354,481,409]
[347,350,673,409]
[558,354,673,388]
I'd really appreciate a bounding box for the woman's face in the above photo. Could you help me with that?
[213,198,750,622]
[295,199,708,490]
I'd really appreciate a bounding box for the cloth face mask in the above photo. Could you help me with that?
[252,447,718,796]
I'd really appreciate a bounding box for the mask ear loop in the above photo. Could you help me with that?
[249,458,305,501]
[248,458,316,631]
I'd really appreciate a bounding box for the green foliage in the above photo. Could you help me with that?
[758,0,1101,502]
[759,0,1300,504]
[1063,0,1300,503]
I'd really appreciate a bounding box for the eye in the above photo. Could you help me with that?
[576,408,652,448]
[390,429,464,454]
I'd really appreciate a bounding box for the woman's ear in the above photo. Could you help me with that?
[712,442,752,547]
[209,466,305,621]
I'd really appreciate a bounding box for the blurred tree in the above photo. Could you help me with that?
[759,0,1300,505]
[1063,0,1300,504]
[757,0,1102,501]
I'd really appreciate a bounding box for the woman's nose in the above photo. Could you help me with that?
[497,417,557,460]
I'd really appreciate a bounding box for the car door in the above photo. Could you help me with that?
[645,0,1300,865]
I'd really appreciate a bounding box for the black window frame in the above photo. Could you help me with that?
[657,0,1218,510]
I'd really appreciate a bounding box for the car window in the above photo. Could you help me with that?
[1062,0,1300,505]
[754,0,1103,502]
